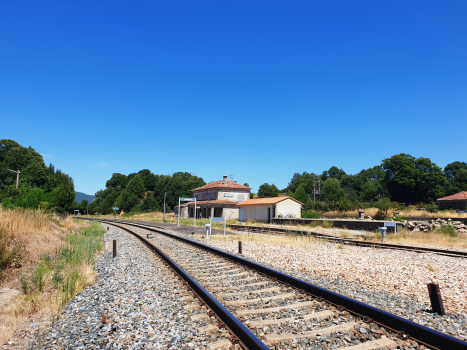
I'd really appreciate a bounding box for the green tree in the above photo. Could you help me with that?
[257,183,279,198]
[126,174,145,199]
[321,166,346,181]
[444,161,467,195]
[322,178,345,209]
[382,153,446,204]
[293,184,308,204]
[106,173,129,190]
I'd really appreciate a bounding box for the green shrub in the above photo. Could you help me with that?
[425,203,438,213]
[302,210,320,219]
[438,225,457,237]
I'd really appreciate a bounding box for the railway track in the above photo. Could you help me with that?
[87,218,467,350]
[229,224,467,259]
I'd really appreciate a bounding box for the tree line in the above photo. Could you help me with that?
[85,171,205,214]
[257,153,467,212]
[0,139,75,213]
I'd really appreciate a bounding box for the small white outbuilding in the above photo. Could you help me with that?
[237,196,303,223]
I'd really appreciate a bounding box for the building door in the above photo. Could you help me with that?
[272,206,276,219]
[240,209,243,221]
[267,207,271,223]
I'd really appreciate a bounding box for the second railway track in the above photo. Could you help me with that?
[91,219,467,350]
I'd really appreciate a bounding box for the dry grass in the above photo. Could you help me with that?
[323,207,467,219]
[196,231,318,249]
[383,229,467,249]
[0,207,102,346]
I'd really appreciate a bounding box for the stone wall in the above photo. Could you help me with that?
[272,218,403,232]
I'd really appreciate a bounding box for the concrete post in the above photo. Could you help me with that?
[358,210,364,220]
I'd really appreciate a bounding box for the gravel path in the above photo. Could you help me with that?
[155,224,467,343]
[10,225,234,350]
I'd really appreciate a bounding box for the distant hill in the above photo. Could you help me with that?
[75,192,95,203]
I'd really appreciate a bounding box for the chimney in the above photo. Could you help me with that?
[223,175,228,185]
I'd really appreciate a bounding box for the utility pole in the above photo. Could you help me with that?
[163,192,166,223]
[7,169,20,189]
[313,175,321,202]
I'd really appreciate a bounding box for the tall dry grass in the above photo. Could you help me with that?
[198,232,319,249]
[0,207,102,346]
[323,207,467,219]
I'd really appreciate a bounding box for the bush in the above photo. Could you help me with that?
[302,210,321,219]
[438,225,457,237]
[425,203,438,213]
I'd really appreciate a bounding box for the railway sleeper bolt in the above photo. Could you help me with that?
[316,297,325,302]
[208,310,215,317]
[362,316,373,323]
[217,322,226,329]
[198,301,206,307]
[229,335,239,344]
[337,305,346,312]
[396,331,409,339]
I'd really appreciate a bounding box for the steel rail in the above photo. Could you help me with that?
[91,218,467,350]
[102,220,269,350]
[230,224,467,258]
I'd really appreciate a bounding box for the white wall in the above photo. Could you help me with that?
[241,205,271,222]
[276,204,301,218]
[275,198,302,218]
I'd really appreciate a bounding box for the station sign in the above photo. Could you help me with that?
[180,198,195,201]
[456,210,467,213]
[113,207,119,210]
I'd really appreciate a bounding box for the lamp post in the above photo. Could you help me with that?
[7,169,20,189]
[163,192,166,223]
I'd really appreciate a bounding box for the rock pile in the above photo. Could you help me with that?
[404,218,467,233]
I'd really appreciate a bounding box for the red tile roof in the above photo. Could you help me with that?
[437,191,467,201]
[175,200,239,208]
[237,196,304,206]
[192,180,251,192]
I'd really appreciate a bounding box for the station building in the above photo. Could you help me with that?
[175,176,251,220]
[237,196,304,223]
[437,191,467,210]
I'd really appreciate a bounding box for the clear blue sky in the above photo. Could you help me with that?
[1,1,466,195]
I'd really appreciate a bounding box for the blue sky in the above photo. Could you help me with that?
[1,1,466,195]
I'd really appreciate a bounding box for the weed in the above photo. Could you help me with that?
[0,229,22,277]
[338,231,350,238]
[427,265,435,272]
[32,261,52,292]
[436,225,457,237]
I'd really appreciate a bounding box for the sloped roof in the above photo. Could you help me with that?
[175,200,238,208]
[192,180,251,192]
[237,196,304,206]
[437,191,467,201]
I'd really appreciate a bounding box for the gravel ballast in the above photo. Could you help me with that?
[155,224,467,343]
[11,225,232,350]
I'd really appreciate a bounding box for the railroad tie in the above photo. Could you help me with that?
[216,286,282,298]
[207,339,232,350]
[183,302,202,311]
[235,301,318,317]
[198,324,218,335]
[336,337,397,350]
[191,313,210,321]
[195,268,243,278]
[247,310,334,327]
[207,280,268,291]
[264,321,357,345]
[224,292,296,306]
